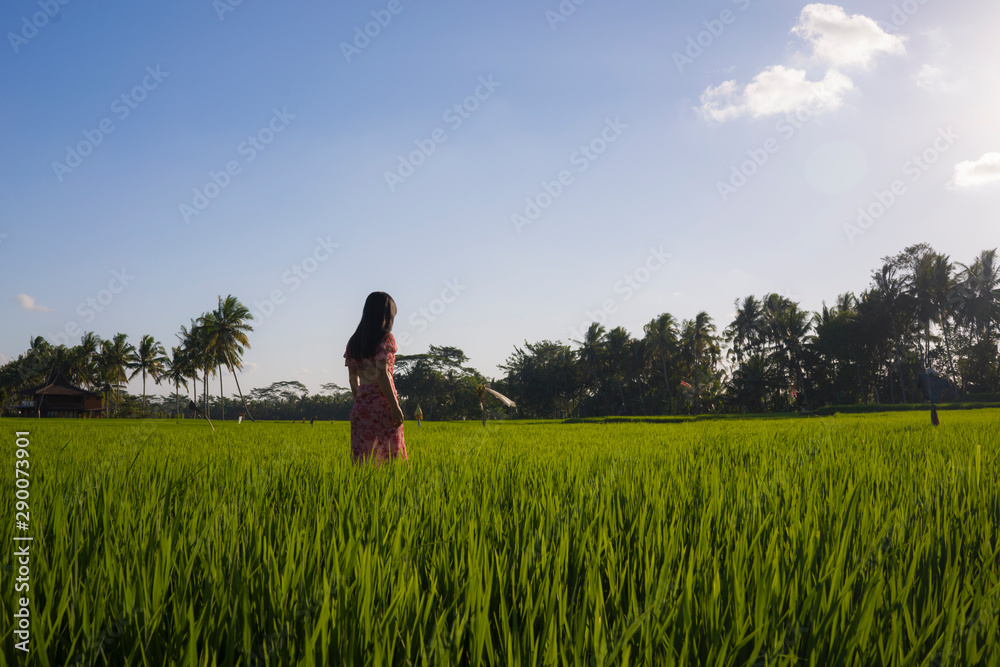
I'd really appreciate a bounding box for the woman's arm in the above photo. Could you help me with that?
[376,359,404,426]
[348,367,359,399]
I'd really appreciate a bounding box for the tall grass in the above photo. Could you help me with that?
[1,411,998,666]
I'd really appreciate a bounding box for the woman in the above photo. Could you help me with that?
[344,292,407,465]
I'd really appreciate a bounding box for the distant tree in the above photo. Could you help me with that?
[163,346,190,417]
[726,296,766,366]
[678,312,721,414]
[871,263,913,402]
[200,295,256,422]
[395,346,485,420]
[177,320,205,414]
[3,243,998,420]
[955,249,1000,391]
[99,334,135,417]
[571,323,608,414]
[500,340,578,418]
[72,332,102,390]
[129,334,167,413]
[643,313,680,414]
[320,382,348,396]
[603,326,636,415]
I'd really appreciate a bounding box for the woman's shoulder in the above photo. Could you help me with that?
[376,332,397,354]
[381,331,397,348]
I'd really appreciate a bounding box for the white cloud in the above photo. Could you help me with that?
[0,353,9,364]
[699,66,854,122]
[15,293,52,312]
[914,64,943,90]
[697,5,902,123]
[922,28,951,54]
[951,153,1000,189]
[792,3,906,68]
[914,64,966,93]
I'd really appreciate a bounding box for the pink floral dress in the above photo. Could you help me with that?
[344,333,407,465]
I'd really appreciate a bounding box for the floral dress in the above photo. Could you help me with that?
[344,333,407,465]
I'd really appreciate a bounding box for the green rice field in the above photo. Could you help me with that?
[2,411,998,666]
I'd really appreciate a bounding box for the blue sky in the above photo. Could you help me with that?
[2,0,999,396]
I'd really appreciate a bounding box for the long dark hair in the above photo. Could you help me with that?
[346,292,397,360]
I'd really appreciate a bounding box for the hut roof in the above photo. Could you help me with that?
[24,372,100,397]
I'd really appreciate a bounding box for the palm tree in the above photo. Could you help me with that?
[927,253,960,380]
[764,296,812,408]
[98,334,135,417]
[909,251,939,367]
[18,336,53,388]
[126,335,167,414]
[835,292,857,313]
[678,312,721,413]
[603,326,634,414]
[70,332,101,389]
[681,312,720,371]
[728,355,773,412]
[855,288,895,403]
[957,249,1000,346]
[810,296,863,404]
[571,323,607,411]
[643,313,680,413]
[177,321,202,413]
[198,310,225,420]
[872,264,911,402]
[954,249,1000,392]
[726,296,766,365]
[163,346,190,418]
[200,295,256,422]
[179,319,214,418]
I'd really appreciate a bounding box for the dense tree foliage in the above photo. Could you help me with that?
[3,245,998,419]
[497,244,999,417]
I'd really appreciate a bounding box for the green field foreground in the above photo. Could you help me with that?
[1,412,998,666]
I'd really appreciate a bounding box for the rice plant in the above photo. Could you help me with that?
[1,411,997,666]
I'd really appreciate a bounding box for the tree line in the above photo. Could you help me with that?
[497,244,1000,417]
[0,295,255,419]
[2,244,997,420]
